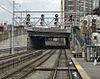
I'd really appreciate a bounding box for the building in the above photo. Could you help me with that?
[93,0,100,16]
[93,0,99,9]
[61,0,93,20]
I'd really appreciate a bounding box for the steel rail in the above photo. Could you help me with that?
[64,50,73,79]
[0,49,37,61]
[1,50,55,79]
[0,50,42,74]
[52,50,61,79]
[52,50,73,79]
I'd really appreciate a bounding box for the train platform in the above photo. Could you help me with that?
[72,58,100,79]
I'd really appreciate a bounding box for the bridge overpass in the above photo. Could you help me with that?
[27,27,71,37]
[27,27,71,49]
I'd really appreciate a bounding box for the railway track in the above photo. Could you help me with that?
[0,46,27,54]
[51,50,75,79]
[0,50,35,61]
[1,50,55,79]
[0,50,43,74]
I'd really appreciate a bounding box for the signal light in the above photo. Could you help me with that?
[69,14,72,22]
[55,14,58,17]
[40,22,43,25]
[54,14,59,26]
[26,14,30,25]
[41,19,44,21]
[40,14,44,26]
[41,14,44,17]
[54,22,58,25]
[70,19,72,22]
[27,14,30,18]
[27,18,30,21]
[55,18,58,21]
[26,22,30,25]
[27,14,30,17]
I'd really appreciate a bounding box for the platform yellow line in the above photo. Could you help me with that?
[72,58,91,79]
[76,65,83,70]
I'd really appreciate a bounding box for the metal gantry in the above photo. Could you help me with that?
[13,11,88,27]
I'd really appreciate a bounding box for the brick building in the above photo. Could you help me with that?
[61,0,93,19]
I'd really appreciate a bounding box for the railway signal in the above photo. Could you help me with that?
[26,14,30,25]
[54,14,59,26]
[40,14,44,26]
[69,14,72,22]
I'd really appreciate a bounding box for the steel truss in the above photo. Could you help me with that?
[14,11,83,27]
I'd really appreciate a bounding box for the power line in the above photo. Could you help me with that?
[0,5,12,14]
[6,0,12,5]
[6,0,19,10]
[0,1,19,24]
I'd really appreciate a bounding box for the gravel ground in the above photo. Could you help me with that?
[25,50,59,79]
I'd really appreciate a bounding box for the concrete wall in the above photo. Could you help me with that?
[0,29,27,41]
[0,32,9,41]
[0,29,28,50]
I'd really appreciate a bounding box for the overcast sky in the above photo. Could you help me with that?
[0,0,61,24]
[0,0,98,24]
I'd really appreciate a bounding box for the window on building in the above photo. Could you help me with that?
[68,1,74,5]
[76,1,79,5]
[85,3,88,7]
[85,8,88,12]
[68,6,74,10]
[80,7,84,11]
[76,13,80,16]
[80,2,84,6]
[76,6,79,10]
[80,13,84,17]
[89,4,92,7]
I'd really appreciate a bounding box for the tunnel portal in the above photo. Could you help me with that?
[28,36,70,49]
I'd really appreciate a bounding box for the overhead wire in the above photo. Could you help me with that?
[0,5,12,14]
[0,0,13,14]
[6,0,19,10]
[0,1,21,24]
[6,0,12,5]
[0,0,23,24]
[5,0,23,24]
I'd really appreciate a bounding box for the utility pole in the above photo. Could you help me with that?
[11,0,15,53]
